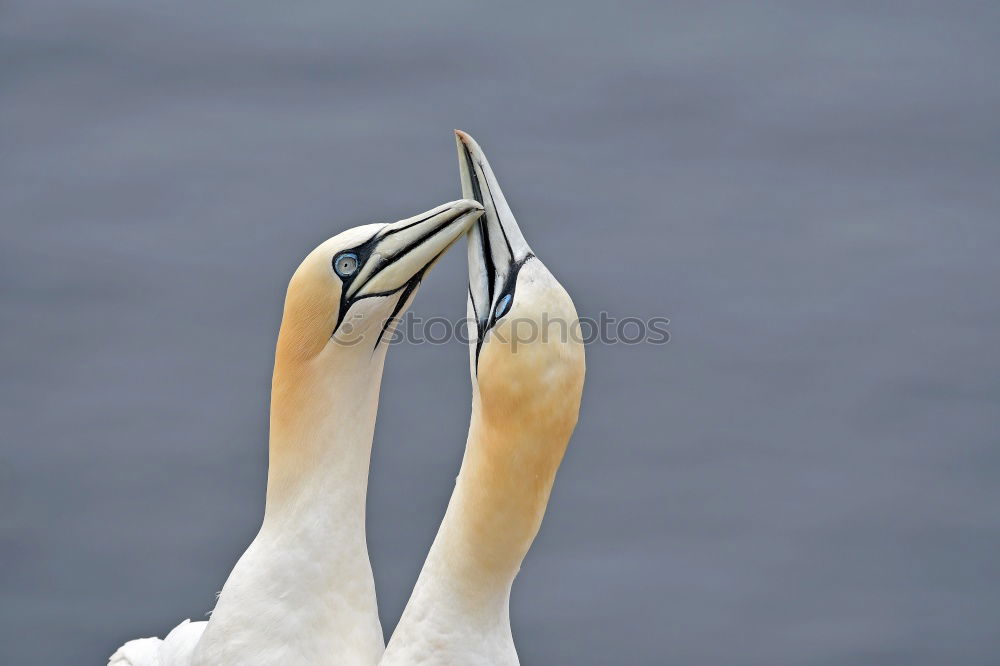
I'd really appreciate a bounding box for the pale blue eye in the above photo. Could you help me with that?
[495,293,512,318]
[333,252,359,278]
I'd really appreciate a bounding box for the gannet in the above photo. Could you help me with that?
[108,198,485,666]
[380,132,586,665]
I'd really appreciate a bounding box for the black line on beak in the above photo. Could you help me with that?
[332,208,466,337]
[480,171,515,262]
[369,245,448,352]
[378,208,444,240]
[468,283,479,323]
[471,253,535,375]
[464,145,496,312]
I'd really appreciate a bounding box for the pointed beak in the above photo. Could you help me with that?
[455,130,533,355]
[345,198,484,301]
[332,198,483,339]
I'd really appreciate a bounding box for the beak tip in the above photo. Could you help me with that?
[456,198,484,213]
[454,130,477,152]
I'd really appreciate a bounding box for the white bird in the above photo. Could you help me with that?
[109,198,485,666]
[380,131,586,665]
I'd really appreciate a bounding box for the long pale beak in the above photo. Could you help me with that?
[333,198,484,335]
[455,130,534,361]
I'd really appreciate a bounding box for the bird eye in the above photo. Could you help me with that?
[495,293,512,319]
[333,253,359,278]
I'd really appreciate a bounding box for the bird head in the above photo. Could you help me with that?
[276,199,484,367]
[456,130,585,440]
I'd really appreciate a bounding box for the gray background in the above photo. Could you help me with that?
[2,1,999,664]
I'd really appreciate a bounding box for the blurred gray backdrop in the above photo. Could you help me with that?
[2,2,999,664]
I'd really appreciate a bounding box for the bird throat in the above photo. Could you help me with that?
[191,349,387,665]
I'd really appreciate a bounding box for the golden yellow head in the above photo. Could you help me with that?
[275,199,484,365]
[476,258,585,438]
[456,130,585,460]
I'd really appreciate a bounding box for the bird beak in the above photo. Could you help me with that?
[455,130,533,354]
[333,198,484,335]
[344,199,484,301]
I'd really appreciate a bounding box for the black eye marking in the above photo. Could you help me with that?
[331,229,382,337]
[471,253,535,372]
[333,252,359,278]
[331,217,460,340]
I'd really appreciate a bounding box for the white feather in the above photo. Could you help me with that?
[108,620,206,666]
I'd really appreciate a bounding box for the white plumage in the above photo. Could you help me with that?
[108,133,581,665]
[108,200,483,666]
[109,620,206,666]
[380,132,585,665]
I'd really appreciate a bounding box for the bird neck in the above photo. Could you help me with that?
[265,346,385,512]
[383,397,569,664]
[442,403,567,587]
[193,345,387,666]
